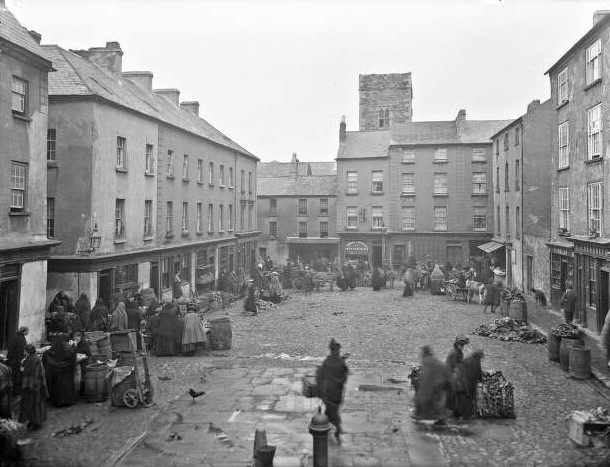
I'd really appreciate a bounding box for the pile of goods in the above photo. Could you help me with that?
[0,419,26,460]
[407,365,422,392]
[566,407,610,447]
[473,317,547,344]
[550,323,585,340]
[477,370,515,419]
[499,286,525,302]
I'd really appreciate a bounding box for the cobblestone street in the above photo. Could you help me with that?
[25,284,610,466]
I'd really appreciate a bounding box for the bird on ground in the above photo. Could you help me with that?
[189,388,206,403]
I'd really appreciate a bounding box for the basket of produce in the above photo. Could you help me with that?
[473,317,546,344]
[550,323,585,340]
[477,370,515,419]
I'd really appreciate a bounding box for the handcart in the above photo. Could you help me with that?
[109,331,152,408]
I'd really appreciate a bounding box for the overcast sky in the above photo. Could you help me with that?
[7,0,609,162]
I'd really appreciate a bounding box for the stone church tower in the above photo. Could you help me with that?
[358,73,413,131]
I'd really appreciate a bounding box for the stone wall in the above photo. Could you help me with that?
[358,73,413,131]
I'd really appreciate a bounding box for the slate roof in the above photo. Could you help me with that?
[259,161,336,177]
[0,3,52,66]
[42,45,256,159]
[390,119,513,146]
[336,131,391,159]
[258,175,337,197]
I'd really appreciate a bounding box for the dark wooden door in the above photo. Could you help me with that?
[0,279,20,349]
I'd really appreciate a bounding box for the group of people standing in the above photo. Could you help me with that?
[414,336,484,423]
[146,301,207,357]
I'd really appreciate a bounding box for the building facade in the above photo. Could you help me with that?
[491,100,552,293]
[257,155,338,267]
[43,42,258,308]
[359,73,413,131]
[0,3,59,347]
[546,11,610,332]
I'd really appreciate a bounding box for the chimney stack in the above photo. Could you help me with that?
[154,88,180,106]
[455,109,466,134]
[28,30,42,44]
[527,99,541,113]
[71,42,123,79]
[593,10,610,25]
[122,71,153,93]
[180,101,200,116]
[339,115,346,142]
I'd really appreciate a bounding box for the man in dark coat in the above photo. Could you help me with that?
[446,336,470,415]
[560,285,577,323]
[414,345,452,422]
[316,339,349,444]
[452,350,484,419]
[371,268,383,291]
[482,280,500,314]
[7,326,28,395]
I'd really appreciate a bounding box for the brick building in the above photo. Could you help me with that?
[43,42,258,307]
[491,99,552,293]
[257,155,338,267]
[0,2,59,347]
[545,11,610,332]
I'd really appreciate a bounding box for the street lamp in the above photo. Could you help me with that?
[89,223,102,250]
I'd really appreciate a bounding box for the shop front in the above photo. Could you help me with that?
[546,240,574,314]
[286,236,339,270]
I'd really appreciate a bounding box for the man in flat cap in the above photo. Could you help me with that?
[316,338,349,443]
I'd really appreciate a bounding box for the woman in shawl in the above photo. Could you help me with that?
[74,293,92,331]
[19,345,47,429]
[0,357,12,419]
[181,307,207,355]
[244,280,258,314]
[452,350,484,419]
[269,272,283,303]
[155,303,183,356]
[90,298,109,332]
[446,336,470,415]
[109,301,128,331]
[146,307,162,355]
[414,345,452,422]
[7,326,28,395]
[371,268,383,291]
[43,333,77,407]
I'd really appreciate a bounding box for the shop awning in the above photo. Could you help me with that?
[478,241,504,254]
[344,241,369,255]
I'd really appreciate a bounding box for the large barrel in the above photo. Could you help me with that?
[94,334,111,358]
[83,365,109,402]
[548,333,561,362]
[209,316,232,350]
[569,346,592,379]
[559,338,584,372]
[509,300,528,322]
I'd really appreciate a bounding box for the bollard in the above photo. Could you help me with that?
[309,406,332,467]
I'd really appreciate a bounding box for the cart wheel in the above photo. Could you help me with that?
[123,389,139,408]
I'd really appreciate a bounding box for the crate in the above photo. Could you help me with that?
[110,331,137,352]
[302,375,318,398]
[566,411,610,447]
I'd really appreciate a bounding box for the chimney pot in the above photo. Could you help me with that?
[154,88,180,106]
[593,10,610,25]
[70,41,123,79]
[122,71,153,93]
[527,99,541,113]
[28,30,42,44]
[455,109,467,134]
[180,101,200,116]
[340,115,347,142]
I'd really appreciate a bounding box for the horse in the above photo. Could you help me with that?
[465,280,485,304]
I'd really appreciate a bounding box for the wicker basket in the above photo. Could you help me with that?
[111,372,136,407]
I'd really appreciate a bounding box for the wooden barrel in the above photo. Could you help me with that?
[509,300,528,322]
[569,346,592,379]
[209,316,232,350]
[559,338,584,372]
[84,365,109,402]
[95,335,111,357]
[548,333,561,362]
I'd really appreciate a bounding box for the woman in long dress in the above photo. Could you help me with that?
[19,345,48,429]
[181,309,207,355]
[43,333,78,407]
[414,346,452,422]
[155,303,183,357]
[452,350,484,419]
[6,326,28,395]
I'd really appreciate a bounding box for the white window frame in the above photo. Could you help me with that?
[47,129,57,161]
[559,121,569,168]
[346,206,358,229]
[558,67,568,103]
[269,220,277,238]
[559,187,570,231]
[182,202,189,231]
[228,204,234,230]
[372,170,384,193]
[402,207,415,231]
[144,200,152,237]
[473,206,487,231]
[298,198,308,215]
[208,204,214,231]
[472,172,486,194]
[588,182,603,234]
[11,76,27,114]
[115,198,125,239]
[209,162,214,185]
[229,167,234,188]
[402,149,415,164]
[586,39,601,85]
[116,136,127,170]
[402,173,415,195]
[320,221,329,238]
[319,198,329,216]
[166,201,173,234]
[378,108,390,128]
[219,164,225,186]
[588,104,602,160]
[346,171,358,194]
[197,203,203,232]
[182,154,189,180]
[218,204,224,231]
[10,162,27,210]
[47,197,55,238]
[166,150,174,177]
[471,148,486,162]
[434,206,448,231]
[145,144,154,175]
[372,207,384,229]
[298,221,307,238]
[434,148,448,163]
[434,173,448,195]
[197,159,203,183]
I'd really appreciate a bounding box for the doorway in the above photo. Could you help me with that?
[0,279,20,349]
[372,246,382,268]
[150,260,159,298]
[526,255,533,291]
[99,269,113,308]
[599,270,609,332]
